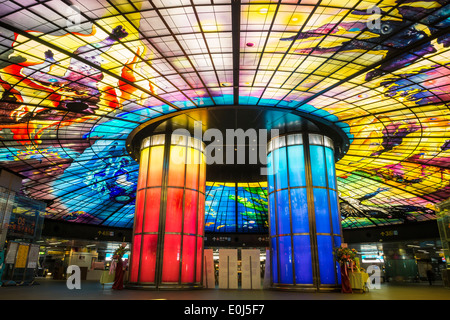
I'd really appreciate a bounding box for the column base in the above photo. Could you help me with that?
[270,283,341,292]
[125,282,204,290]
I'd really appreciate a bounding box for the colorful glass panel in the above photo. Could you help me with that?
[0,0,447,230]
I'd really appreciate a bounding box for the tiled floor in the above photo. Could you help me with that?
[0,278,449,300]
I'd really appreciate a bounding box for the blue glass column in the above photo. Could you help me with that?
[267,133,342,291]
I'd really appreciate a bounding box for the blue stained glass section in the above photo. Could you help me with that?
[204,182,268,233]
[309,145,326,187]
[267,152,274,193]
[317,235,335,285]
[269,193,276,236]
[313,188,331,234]
[51,139,137,228]
[290,188,309,234]
[329,190,341,235]
[204,184,236,233]
[276,190,291,235]
[279,236,293,284]
[287,145,306,187]
[334,236,342,248]
[274,147,288,190]
[271,237,278,283]
[293,235,313,284]
[325,147,336,189]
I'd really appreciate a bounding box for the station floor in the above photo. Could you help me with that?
[0,278,449,300]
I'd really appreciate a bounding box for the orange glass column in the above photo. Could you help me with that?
[128,133,206,289]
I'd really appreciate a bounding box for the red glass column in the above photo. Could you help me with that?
[128,133,206,289]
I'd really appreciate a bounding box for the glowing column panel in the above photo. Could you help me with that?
[128,133,206,289]
[267,133,342,291]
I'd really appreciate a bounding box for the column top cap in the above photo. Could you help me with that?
[267,133,334,154]
[140,133,206,153]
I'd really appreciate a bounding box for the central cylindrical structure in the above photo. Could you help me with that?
[267,132,342,291]
[128,132,206,289]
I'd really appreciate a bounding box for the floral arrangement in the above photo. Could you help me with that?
[113,243,128,259]
[335,246,357,265]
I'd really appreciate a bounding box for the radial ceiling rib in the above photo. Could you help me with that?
[146,0,217,105]
[232,0,241,105]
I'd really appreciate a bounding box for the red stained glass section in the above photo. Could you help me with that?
[183,189,198,234]
[165,187,183,233]
[196,236,203,282]
[161,234,181,283]
[181,235,196,283]
[139,235,158,283]
[130,234,141,283]
[143,188,161,233]
[134,190,145,233]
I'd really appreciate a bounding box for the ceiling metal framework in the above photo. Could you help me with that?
[0,0,449,230]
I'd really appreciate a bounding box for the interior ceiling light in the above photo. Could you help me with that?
[0,0,448,230]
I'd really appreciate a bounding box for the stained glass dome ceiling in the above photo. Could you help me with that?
[0,0,449,229]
